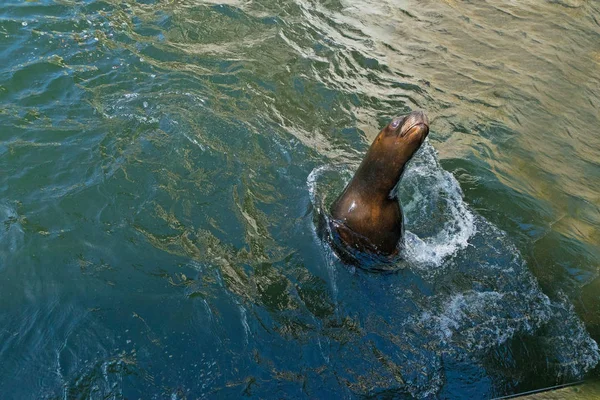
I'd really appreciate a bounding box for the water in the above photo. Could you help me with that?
[0,0,599,398]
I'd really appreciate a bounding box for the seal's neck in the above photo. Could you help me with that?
[348,143,409,202]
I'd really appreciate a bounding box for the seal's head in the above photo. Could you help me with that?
[380,110,429,157]
[366,110,429,190]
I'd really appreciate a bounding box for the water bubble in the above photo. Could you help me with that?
[21,21,28,27]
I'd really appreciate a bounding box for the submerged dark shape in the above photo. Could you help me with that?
[329,111,429,259]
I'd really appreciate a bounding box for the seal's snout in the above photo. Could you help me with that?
[400,110,429,140]
[411,110,429,127]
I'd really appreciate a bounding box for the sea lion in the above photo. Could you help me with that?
[329,110,429,257]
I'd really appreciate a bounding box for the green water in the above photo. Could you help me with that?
[1,0,599,398]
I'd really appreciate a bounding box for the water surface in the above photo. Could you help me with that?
[1,0,599,398]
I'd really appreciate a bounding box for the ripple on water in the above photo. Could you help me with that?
[1,0,599,397]
[308,140,599,397]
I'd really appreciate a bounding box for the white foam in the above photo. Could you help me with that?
[400,142,476,268]
[0,202,24,266]
[306,164,328,208]
[541,292,600,378]
[420,290,545,351]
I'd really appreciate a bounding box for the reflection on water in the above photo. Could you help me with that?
[0,0,599,398]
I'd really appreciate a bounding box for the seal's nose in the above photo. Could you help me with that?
[409,110,429,127]
[400,110,429,138]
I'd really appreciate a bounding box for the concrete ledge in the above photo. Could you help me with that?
[494,381,600,400]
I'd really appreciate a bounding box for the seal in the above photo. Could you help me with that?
[329,110,429,257]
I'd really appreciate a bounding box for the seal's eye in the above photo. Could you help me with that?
[390,118,402,129]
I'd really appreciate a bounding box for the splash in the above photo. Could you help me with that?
[307,140,599,396]
[307,142,477,268]
[0,202,24,269]
[400,143,477,268]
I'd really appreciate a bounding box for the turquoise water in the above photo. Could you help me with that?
[1,0,599,398]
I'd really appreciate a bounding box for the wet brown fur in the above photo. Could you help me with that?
[330,111,429,255]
